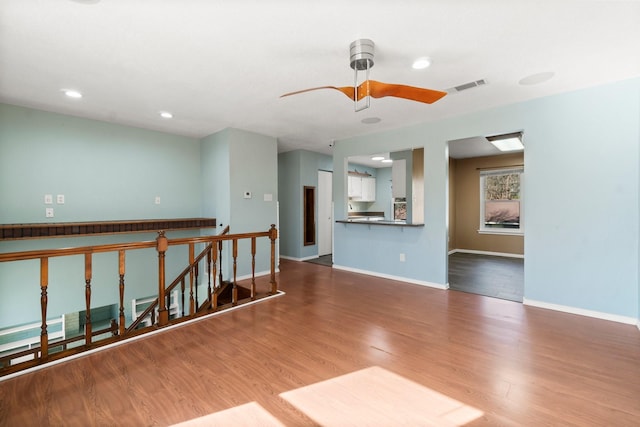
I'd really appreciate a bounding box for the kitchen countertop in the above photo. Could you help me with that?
[337,218,424,227]
[342,211,423,226]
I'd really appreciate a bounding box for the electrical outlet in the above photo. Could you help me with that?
[399,253,406,262]
[45,208,54,218]
[56,194,65,204]
[243,191,252,199]
[155,196,161,205]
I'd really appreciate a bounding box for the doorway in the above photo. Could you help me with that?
[317,170,333,257]
[447,135,524,302]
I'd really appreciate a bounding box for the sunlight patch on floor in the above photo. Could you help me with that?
[173,366,483,426]
[170,402,285,427]
[280,366,483,426]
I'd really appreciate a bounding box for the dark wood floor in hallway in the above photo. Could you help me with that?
[1,259,639,426]
[448,252,524,302]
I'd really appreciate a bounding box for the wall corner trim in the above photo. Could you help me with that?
[523,298,638,326]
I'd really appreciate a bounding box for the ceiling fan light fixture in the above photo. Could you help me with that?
[487,132,524,151]
[279,39,447,109]
[412,57,431,70]
[350,39,375,71]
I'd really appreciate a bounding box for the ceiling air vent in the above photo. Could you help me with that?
[447,79,487,94]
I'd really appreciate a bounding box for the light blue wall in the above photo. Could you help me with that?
[0,105,279,326]
[369,167,392,218]
[198,128,279,278]
[201,129,231,228]
[277,151,301,258]
[0,104,201,223]
[277,150,332,259]
[227,128,278,275]
[333,78,640,319]
[0,104,205,325]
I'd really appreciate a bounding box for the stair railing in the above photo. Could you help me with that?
[0,224,277,376]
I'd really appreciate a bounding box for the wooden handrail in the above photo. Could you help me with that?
[0,224,277,376]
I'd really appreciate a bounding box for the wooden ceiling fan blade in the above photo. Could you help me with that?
[364,80,447,104]
[281,85,355,100]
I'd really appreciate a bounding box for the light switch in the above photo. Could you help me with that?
[44,194,53,204]
[155,196,161,205]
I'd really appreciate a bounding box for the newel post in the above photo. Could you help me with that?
[269,224,278,294]
[39,257,49,359]
[157,231,169,326]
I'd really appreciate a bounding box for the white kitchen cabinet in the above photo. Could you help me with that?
[348,175,376,202]
[361,177,376,202]
[348,175,362,198]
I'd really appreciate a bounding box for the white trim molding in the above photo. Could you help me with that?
[332,264,448,290]
[523,298,638,326]
[279,255,318,262]
[448,249,524,259]
[235,269,279,282]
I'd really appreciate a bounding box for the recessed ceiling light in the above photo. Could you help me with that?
[519,72,554,86]
[487,132,524,151]
[412,57,431,70]
[159,111,173,119]
[381,159,393,163]
[371,156,385,161]
[62,89,82,99]
[361,117,381,124]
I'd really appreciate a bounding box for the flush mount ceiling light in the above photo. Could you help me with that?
[412,57,432,70]
[159,111,173,119]
[361,117,381,124]
[381,159,393,163]
[371,156,385,161]
[519,71,554,86]
[487,132,524,152]
[62,89,82,99]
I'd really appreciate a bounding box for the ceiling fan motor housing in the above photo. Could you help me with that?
[350,39,375,70]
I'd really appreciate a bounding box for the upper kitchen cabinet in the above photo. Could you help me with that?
[348,173,376,202]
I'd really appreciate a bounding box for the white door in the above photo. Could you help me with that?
[318,170,333,256]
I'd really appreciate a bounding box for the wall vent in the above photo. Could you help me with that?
[447,79,487,94]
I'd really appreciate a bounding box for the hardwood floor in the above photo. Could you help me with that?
[1,259,639,426]
[448,252,524,302]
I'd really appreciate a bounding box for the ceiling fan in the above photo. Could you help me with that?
[281,39,447,111]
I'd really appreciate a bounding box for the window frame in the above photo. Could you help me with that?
[478,167,524,236]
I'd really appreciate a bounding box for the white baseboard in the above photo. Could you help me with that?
[523,298,638,326]
[448,249,524,259]
[279,255,318,262]
[332,264,448,290]
[236,269,278,282]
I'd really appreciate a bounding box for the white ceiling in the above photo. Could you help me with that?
[1,0,639,158]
